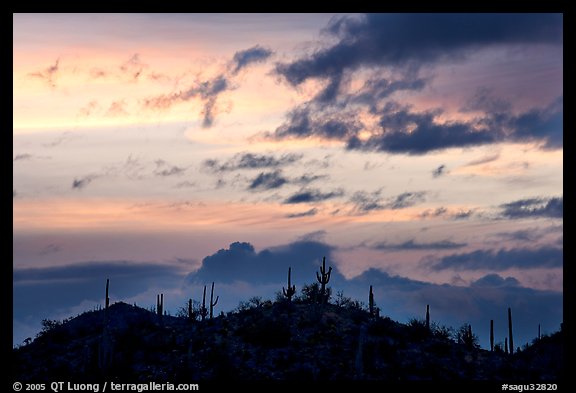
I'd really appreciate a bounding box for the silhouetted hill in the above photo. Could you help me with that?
[12,300,563,382]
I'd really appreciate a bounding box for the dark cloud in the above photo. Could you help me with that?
[349,190,385,213]
[72,174,99,190]
[28,58,60,88]
[231,45,273,75]
[270,14,562,154]
[432,164,447,178]
[500,196,563,219]
[14,261,185,338]
[418,207,474,221]
[419,207,448,218]
[272,106,362,140]
[386,191,426,209]
[204,152,302,172]
[154,160,186,177]
[470,274,520,288]
[373,239,467,251]
[429,246,563,271]
[493,225,563,243]
[13,154,33,162]
[284,188,344,204]
[464,153,500,167]
[285,208,318,218]
[188,240,338,285]
[460,87,512,114]
[248,170,288,190]
[348,268,561,349]
[276,14,561,85]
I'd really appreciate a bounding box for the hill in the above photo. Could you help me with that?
[12,297,563,382]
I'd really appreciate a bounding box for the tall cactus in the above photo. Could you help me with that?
[426,304,430,331]
[316,256,332,304]
[508,307,514,355]
[188,299,193,321]
[209,282,219,319]
[157,293,164,316]
[369,285,374,315]
[282,267,296,302]
[105,278,110,310]
[505,337,508,354]
[200,285,208,321]
[538,324,541,341]
[490,319,494,351]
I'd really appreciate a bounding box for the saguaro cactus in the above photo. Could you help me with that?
[316,256,332,304]
[505,337,509,354]
[538,324,541,341]
[283,267,296,302]
[188,299,193,321]
[426,304,430,331]
[105,279,110,310]
[209,282,219,319]
[508,307,514,355]
[368,285,375,316]
[200,285,208,321]
[490,319,494,352]
[157,293,164,316]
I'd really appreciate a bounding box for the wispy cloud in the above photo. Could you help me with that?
[230,45,273,75]
[72,174,100,190]
[373,239,467,251]
[143,45,272,127]
[28,58,60,88]
[499,196,562,219]
[432,164,447,178]
[429,246,563,271]
[386,191,426,209]
[204,152,302,173]
[285,208,318,218]
[283,188,344,204]
[248,170,288,190]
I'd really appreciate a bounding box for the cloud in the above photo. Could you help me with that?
[187,240,338,285]
[460,87,512,114]
[470,274,520,288]
[429,246,563,271]
[248,170,288,190]
[349,190,385,213]
[143,45,272,127]
[269,14,562,154]
[120,53,147,81]
[13,154,33,162]
[154,159,186,177]
[28,58,60,88]
[499,196,563,219]
[105,100,128,117]
[276,14,561,85]
[373,239,467,251]
[78,100,100,117]
[72,174,99,190]
[385,191,426,209]
[39,244,62,256]
[418,207,475,221]
[283,188,344,204]
[230,45,273,75]
[204,152,302,172]
[432,164,447,178]
[285,208,318,218]
[464,153,500,167]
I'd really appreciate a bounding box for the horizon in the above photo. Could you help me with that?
[13,13,562,351]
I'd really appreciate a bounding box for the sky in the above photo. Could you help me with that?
[13,13,563,350]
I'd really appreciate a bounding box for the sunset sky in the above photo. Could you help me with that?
[13,13,562,349]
